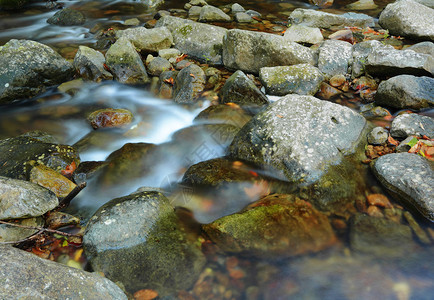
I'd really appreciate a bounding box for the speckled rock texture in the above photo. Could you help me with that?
[407,41,434,56]
[283,25,323,44]
[379,0,434,42]
[199,5,231,22]
[372,153,434,222]
[390,114,434,139]
[0,39,74,104]
[174,63,206,103]
[222,29,315,74]
[115,27,173,53]
[155,16,227,65]
[259,64,324,96]
[351,40,391,78]
[0,246,127,299]
[73,46,113,81]
[375,75,434,110]
[318,39,353,78]
[288,8,374,29]
[229,94,367,185]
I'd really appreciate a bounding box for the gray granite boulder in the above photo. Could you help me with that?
[390,113,434,139]
[219,70,268,106]
[365,47,434,77]
[115,27,173,53]
[0,246,127,299]
[229,94,367,185]
[155,16,227,65]
[47,8,86,26]
[259,64,324,96]
[199,5,231,22]
[284,25,323,44]
[73,45,113,81]
[174,63,206,103]
[288,8,374,29]
[105,37,149,84]
[0,176,58,220]
[379,0,434,42]
[407,41,434,56]
[0,39,74,104]
[375,75,434,110]
[223,29,315,74]
[372,153,434,221]
[317,40,353,78]
[83,191,206,295]
[352,40,392,78]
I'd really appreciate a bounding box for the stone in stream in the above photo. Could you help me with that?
[155,16,227,65]
[105,37,149,84]
[199,5,231,22]
[259,64,324,96]
[73,46,113,81]
[83,190,206,296]
[234,12,253,23]
[351,40,392,78]
[283,24,324,45]
[0,39,74,104]
[379,0,434,42]
[146,56,172,76]
[372,153,434,221]
[0,176,58,220]
[367,127,389,145]
[115,27,173,53]
[194,104,252,128]
[390,113,434,139]
[202,194,336,258]
[374,75,434,110]
[317,39,353,78]
[173,63,206,103]
[46,8,86,26]
[29,164,76,198]
[219,70,268,106]
[87,108,134,129]
[222,29,315,74]
[288,8,374,29]
[0,246,127,299]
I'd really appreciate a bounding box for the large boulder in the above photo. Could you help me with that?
[0,246,127,299]
[115,27,173,53]
[0,39,74,104]
[83,191,206,296]
[73,46,113,81]
[372,153,434,222]
[155,16,227,65]
[379,0,434,42]
[259,64,324,96]
[317,39,353,78]
[375,75,434,110]
[222,29,315,74]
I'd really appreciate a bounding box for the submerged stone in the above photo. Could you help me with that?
[87,108,133,129]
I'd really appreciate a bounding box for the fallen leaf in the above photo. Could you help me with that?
[387,136,399,146]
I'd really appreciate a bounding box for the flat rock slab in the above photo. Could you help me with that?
[372,153,434,222]
[379,0,434,42]
[115,27,173,53]
[283,24,323,44]
[0,246,127,299]
[375,75,434,110]
[390,113,434,139]
[155,16,227,65]
[222,29,315,74]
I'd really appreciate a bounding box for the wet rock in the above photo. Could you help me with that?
[223,29,315,74]
[73,46,113,81]
[158,48,181,61]
[155,16,227,65]
[367,127,388,145]
[283,24,323,45]
[245,9,261,17]
[318,39,353,78]
[45,211,80,229]
[350,213,416,257]
[29,164,76,198]
[0,217,43,243]
[234,12,252,23]
[0,246,127,299]
[124,18,140,26]
[0,134,80,180]
[0,39,74,104]
[204,66,220,89]
[194,104,252,128]
[372,153,434,221]
[0,176,58,220]
[158,70,177,98]
[329,74,346,87]
[83,191,206,295]
[173,63,206,103]
[316,82,342,99]
[147,56,172,76]
[390,113,434,139]
[115,27,173,53]
[351,40,391,78]
[407,41,434,56]
[379,0,434,42]
[105,37,149,84]
[229,94,367,185]
[47,8,86,26]
[143,0,164,8]
[203,194,336,258]
[87,108,133,129]
[259,64,324,96]
[288,8,374,29]
[219,70,268,106]
[199,5,231,22]
[365,47,434,77]
[375,75,434,110]
[231,3,245,13]
[396,136,415,153]
[346,0,378,10]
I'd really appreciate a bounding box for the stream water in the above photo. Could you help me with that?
[1,0,433,299]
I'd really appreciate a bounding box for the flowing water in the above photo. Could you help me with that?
[1,0,433,299]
